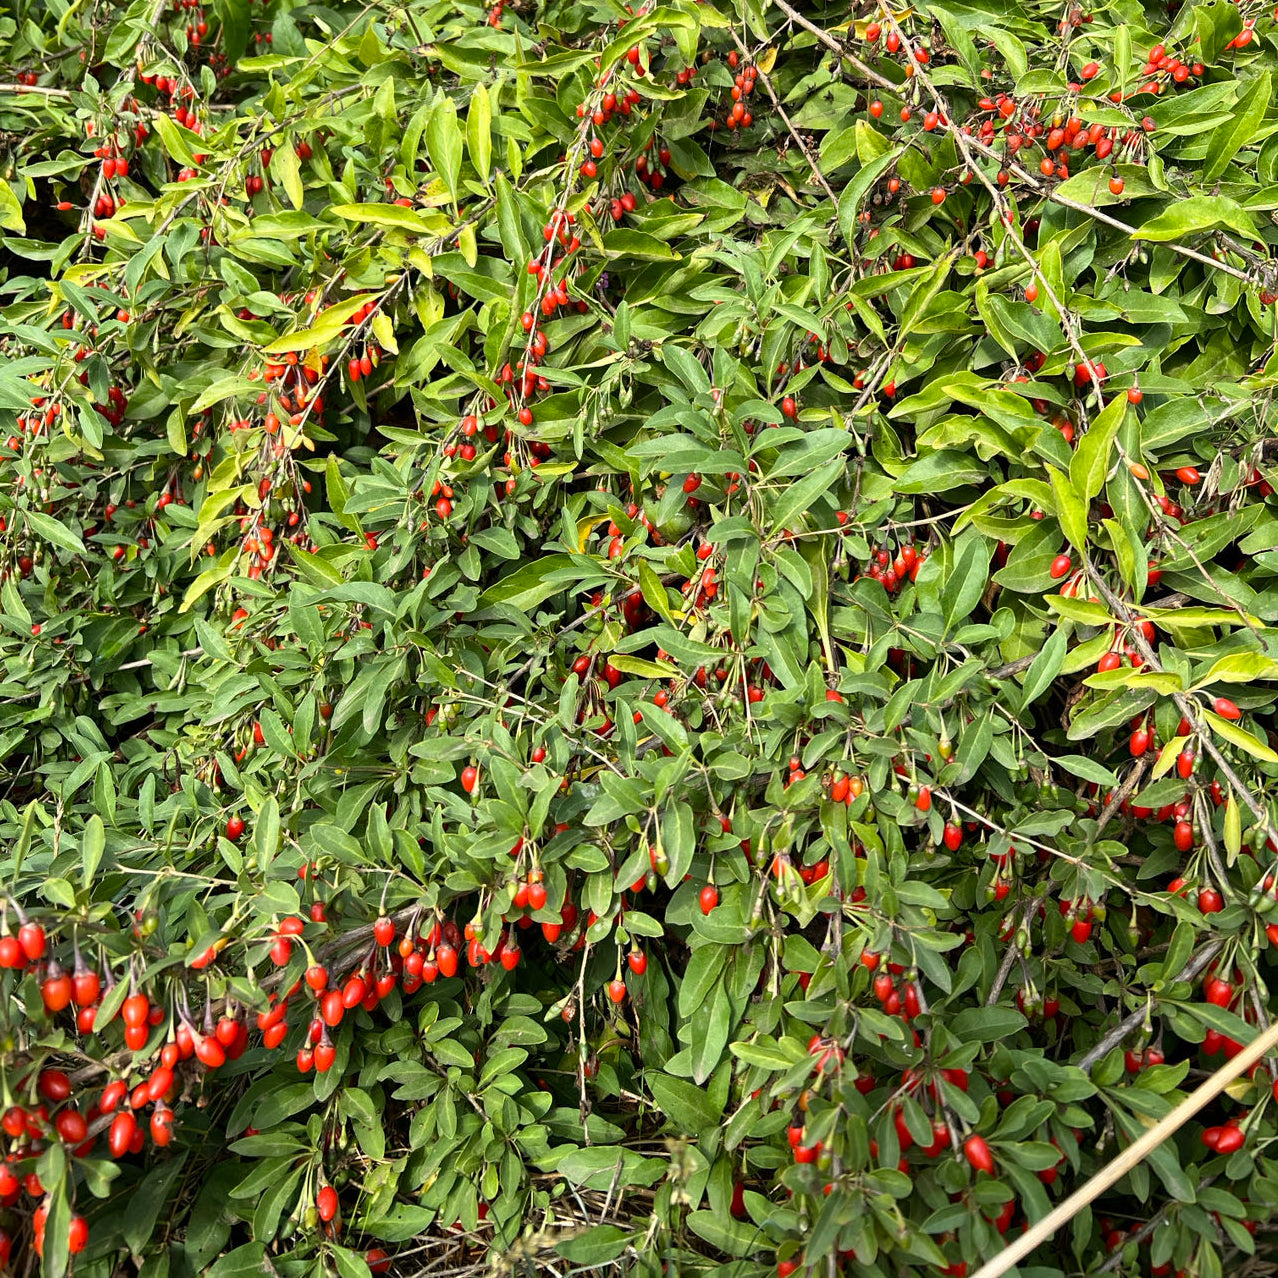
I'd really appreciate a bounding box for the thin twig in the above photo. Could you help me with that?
[771,0,894,91]
[1095,756,1148,838]
[1076,941,1221,1071]
[729,31,838,204]
[1094,1175,1217,1274]
[985,900,1038,1006]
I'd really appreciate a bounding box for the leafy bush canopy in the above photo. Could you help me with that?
[3,0,1278,1273]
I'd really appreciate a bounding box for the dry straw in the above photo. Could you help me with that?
[973,1019,1278,1278]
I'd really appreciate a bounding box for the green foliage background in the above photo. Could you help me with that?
[3,0,1278,1274]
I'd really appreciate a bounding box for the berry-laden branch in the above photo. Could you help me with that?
[7,0,1278,1273]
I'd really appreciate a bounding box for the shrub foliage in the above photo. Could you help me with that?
[3,0,1278,1274]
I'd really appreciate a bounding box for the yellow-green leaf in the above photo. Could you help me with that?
[1072,392,1125,500]
[262,295,378,355]
[1146,607,1263,632]
[0,182,25,234]
[1048,465,1088,553]
[425,96,462,204]
[1151,735,1189,781]
[152,113,199,166]
[1047,595,1111,627]
[371,310,398,355]
[607,654,677,679]
[458,221,478,267]
[329,204,451,235]
[466,82,492,185]
[1193,651,1278,688]
[1203,710,1278,763]
[270,143,304,211]
[180,560,234,612]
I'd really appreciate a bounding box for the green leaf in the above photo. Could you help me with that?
[331,1248,374,1278]
[425,95,463,203]
[1021,626,1067,707]
[602,229,678,261]
[207,1244,269,1278]
[555,1146,666,1189]
[895,450,987,494]
[837,144,901,242]
[556,1225,632,1265]
[81,814,105,885]
[647,1071,722,1132]
[899,251,957,339]
[1203,70,1269,180]
[478,555,578,612]
[123,1159,187,1256]
[254,796,280,868]
[1195,0,1244,69]
[687,1211,765,1258]
[270,143,304,210]
[40,1150,70,1278]
[25,509,85,555]
[213,0,250,61]
[1071,393,1125,501]
[768,458,843,534]
[1132,196,1258,243]
[941,533,988,632]
[949,1007,1027,1042]
[1048,466,1088,554]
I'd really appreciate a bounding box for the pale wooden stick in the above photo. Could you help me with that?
[972,1017,1278,1278]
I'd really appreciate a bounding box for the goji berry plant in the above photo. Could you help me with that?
[2,0,1278,1274]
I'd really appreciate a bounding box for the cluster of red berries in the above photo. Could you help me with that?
[860,542,926,592]
[521,210,587,337]
[9,395,63,454]
[606,188,638,222]
[573,52,645,180]
[574,83,645,127]
[1093,616,1157,672]
[1130,41,1206,95]
[344,310,386,387]
[260,351,325,429]
[443,408,503,469]
[1027,111,1152,182]
[179,5,210,46]
[719,49,756,130]
[219,464,313,580]
[142,72,204,132]
[0,1045,213,1256]
[681,542,721,608]
[1194,966,1274,1063]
